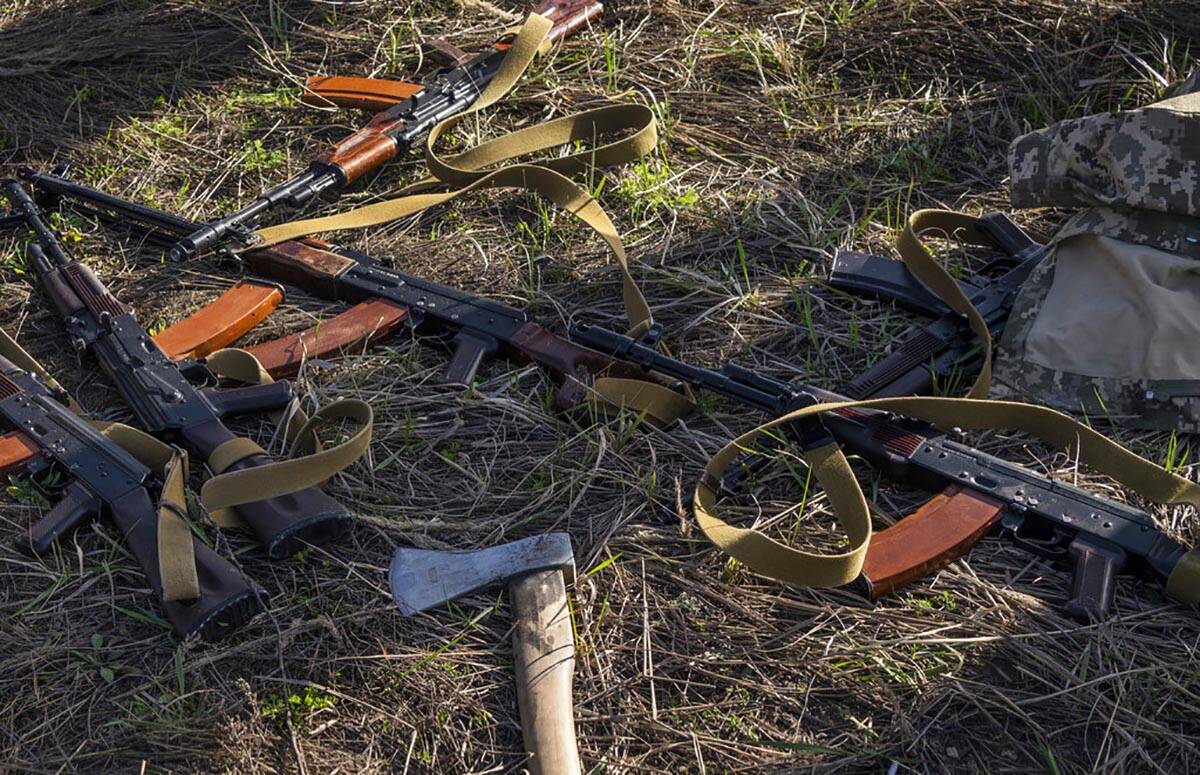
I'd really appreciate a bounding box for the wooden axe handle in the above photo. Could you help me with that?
[509,568,581,775]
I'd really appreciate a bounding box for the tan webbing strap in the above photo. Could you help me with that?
[205,348,312,446]
[89,422,201,602]
[589,376,698,427]
[199,398,373,515]
[0,329,76,410]
[0,329,201,599]
[253,12,692,421]
[894,209,1009,399]
[693,396,1200,589]
[693,403,873,587]
[198,347,372,526]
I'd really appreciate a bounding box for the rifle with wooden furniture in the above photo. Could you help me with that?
[571,323,1200,619]
[0,346,264,640]
[25,168,680,414]
[2,179,357,559]
[31,171,1198,616]
[169,0,603,260]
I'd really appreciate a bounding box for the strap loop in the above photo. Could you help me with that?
[694,395,1200,589]
[197,348,372,524]
[253,13,692,423]
[90,420,201,602]
[894,209,1012,399]
[199,398,373,515]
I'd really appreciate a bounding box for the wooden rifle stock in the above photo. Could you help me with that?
[860,485,1005,597]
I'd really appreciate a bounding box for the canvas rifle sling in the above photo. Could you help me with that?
[695,209,1200,597]
[892,208,1008,399]
[695,394,1200,602]
[0,329,200,602]
[254,12,693,425]
[197,348,373,527]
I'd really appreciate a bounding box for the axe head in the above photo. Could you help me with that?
[390,533,575,616]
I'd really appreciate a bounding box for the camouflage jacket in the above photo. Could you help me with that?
[992,71,1200,431]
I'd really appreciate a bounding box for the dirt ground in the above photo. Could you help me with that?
[1,1,1198,772]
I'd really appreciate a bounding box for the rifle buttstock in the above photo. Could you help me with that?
[861,485,1005,597]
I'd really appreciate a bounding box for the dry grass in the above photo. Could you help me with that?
[1,0,1199,772]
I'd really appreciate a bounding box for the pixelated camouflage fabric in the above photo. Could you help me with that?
[993,71,1200,431]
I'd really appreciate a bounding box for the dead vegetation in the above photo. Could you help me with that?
[1,0,1198,772]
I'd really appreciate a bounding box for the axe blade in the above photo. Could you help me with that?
[389,533,575,616]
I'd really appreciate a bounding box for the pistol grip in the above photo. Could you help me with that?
[1064,535,1127,620]
[199,381,293,418]
[19,481,100,556]
[861,485,1005,598]
[445,331,499,386]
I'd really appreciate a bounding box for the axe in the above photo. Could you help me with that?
[390,533,581,775]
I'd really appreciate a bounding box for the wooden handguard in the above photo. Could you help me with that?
[0,430,40,476]
[245,298,411,379]
[302,75,424,112]
[861,485,1005,597]
[152,279,285,361]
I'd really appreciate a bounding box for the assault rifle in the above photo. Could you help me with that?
[24,169,677,409]
[170,0,602,260]
[0,351,263,640]
[570,323,1197,619]
[828,214,1043,399]
[2,179,353,559]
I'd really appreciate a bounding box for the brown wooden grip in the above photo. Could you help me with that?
[242,240,357,299]
[301,75,424,113]
[244,298,410,379]
[152,279,285,361]
[861,485,1005,598]
[319,126,400,184]
[0,430,40,476]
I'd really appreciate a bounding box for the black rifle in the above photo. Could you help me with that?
[23,168,678,408]
[570,323,1195,620]
[0,352,263,640]
[169,0,602,260]
[828,213,1043,399]
[1,179,352,559]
